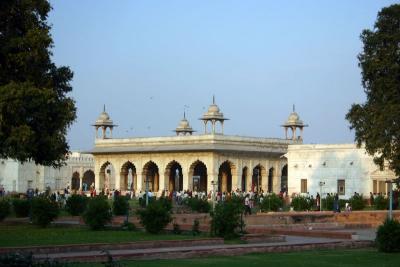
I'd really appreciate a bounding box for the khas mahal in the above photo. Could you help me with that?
[90,98,395,199]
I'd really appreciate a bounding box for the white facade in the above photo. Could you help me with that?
[286,144,396,199]
[0,152,94,193]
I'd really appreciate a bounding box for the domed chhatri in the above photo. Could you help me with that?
[200,96,228,134]
[281,105,308,140]
[93,105,117,139]
[175,112,195,136]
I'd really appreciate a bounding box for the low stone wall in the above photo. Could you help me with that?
[0,238,224,255]
[249,210,400,227]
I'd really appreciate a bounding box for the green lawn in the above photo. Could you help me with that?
[71,249,400,267]
[0,225,205,247]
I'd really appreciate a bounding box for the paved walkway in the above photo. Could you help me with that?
[34,233,375,262]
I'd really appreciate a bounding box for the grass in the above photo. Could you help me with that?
[0,225,206,247]
[70,249,400,267]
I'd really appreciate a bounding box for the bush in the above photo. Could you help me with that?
[184,197,211,213]
[0,198,11,221]
[192,219,201,236]
[137,198,172,234]
[349,194,365,211]
[12,199,30,217]
[172,223,182,234]
[260,193,283,212]
[376,218,400,252]
[83,196,112,230]
[113,195,129,216]
[138,195,156,207]
[210,197,244,239]
[65,194,88,216]
[374,195,388,210]
[121,221,136,231]
[291,195,313,211]
[0,252,66,267]
[321,195,333,211]
[31,197,59,227]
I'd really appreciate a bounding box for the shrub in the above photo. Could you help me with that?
[31,197,59,227]
[374,195,388,210]
[184,197,211,213]
[291,195,313,211]
[260,193,283,212]
[0,198,11,221]
[210,198,244,239]
[172,223,182,234]
[376,218,400,252]
[158,197,172,211]
[83,196,112,230]
[0,252,66,267]
[138,195,156,207]
[137,198,172,234]
[113,195,129,216]
[349,194,365,211]
[121,221,136,231]
[192,219,201,236]
[65,194,88,216]
[12,199,30,217]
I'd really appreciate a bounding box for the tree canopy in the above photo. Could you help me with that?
[0,0,76,167]
[346,4,400,176]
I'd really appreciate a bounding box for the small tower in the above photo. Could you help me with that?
[93,105,117,139]
[174,112,195,136]
[200,96,229,134]
[281,105,308,141]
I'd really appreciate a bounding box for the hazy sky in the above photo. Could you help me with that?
[48,1,398,151]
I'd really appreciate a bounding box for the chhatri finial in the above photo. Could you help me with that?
[293,104,295,112]
[103,104,106,113]
[183,110,186,119]
[213,95,215,104]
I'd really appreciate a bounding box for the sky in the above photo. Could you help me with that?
[48,0,399,151]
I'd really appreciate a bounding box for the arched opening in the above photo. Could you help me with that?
[82,170,95,191]
[268,167,274,193]
[71,172,80,190]
[99,162,116,190]
[242,167,248,192]
[281,165,288,193]
[120,161,136,191]
[218,161,234,193]
[252,165,263,193]
[166,161,183,192]
[189,160,208,192]
[143,161,159,192]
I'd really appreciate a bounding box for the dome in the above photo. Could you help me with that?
[97,111,110,122]
[200,96,228,121]
[207,104,220,113]
[286,112,303,125]
[282,105,307,127]
[178,118,190,128]
[175,112,194,135]
[93,105,116,127]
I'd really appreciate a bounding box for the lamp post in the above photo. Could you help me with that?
[145,174,150,207]
[319,181,325,212]
[211,180,217,211]
[385,178,399,220]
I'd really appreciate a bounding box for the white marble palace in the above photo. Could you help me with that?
[91,98,396,199]
[91,99,306,196]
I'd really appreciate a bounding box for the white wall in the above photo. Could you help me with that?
[287,144,395,199]
[0,152,94,193]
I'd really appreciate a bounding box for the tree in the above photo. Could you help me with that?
[346,4,400,176]
[0,0,76,167]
